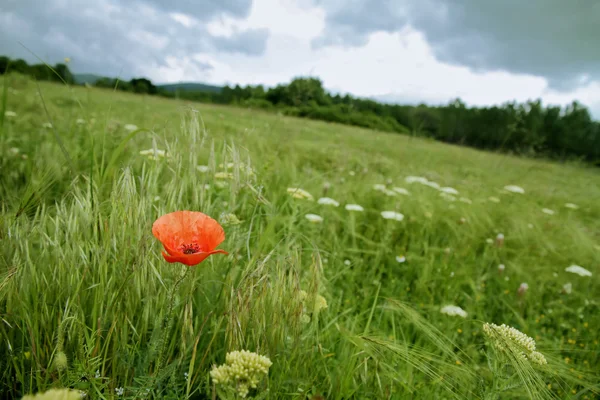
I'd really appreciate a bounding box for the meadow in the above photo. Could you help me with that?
[0,73,599,399]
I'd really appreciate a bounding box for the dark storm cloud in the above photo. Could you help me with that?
[0,0,268,78]
[311,0,600,90]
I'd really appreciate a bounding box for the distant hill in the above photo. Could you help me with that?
[158,82,223,93]
[73,73,107,85]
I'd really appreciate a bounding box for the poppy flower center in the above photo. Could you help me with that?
[181,243,201,254]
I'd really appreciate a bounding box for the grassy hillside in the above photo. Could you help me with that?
[1,74,599,399]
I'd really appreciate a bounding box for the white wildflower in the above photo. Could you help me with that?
[504,185,525,194]
[197,165,210,173]
[373,184,387,191]
[345,204,364,212]
[139,148,167,160]
[287,188,314,201]
[115,387,124,396]
[440,192,457,201]
[210,350,272,398]
[439,187,459,195]
[440,305,468,318]
[486,238,494,244]
[76,118,86,125]
[344,259,351,266]
[564,203,578,209]
[404,176,428,184]
[518,282,529,295]
[317,197,340,207]
[305,214,324,223]
[488,196,501,203]
[565,265,592,277]
[42,122,53,129]
[5,110,17,118]
[498,264,505,273]
[483,322,547,365]
[541,208,555,215]
[124,124,138,131]
[396,255,406,263]
[392,187,410,195]
[562,282,572,294]
[423,180,440,189]
[381,211,404,221]
[215,172,234,179]
[459,197,472,204]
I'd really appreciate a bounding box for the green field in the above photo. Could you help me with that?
[1,74,599,399]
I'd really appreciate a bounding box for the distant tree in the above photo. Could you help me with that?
[0,56,9,74]
[130,78,157,94]
[53,63,75,84]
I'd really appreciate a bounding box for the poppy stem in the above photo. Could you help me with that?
[155,268,190,377]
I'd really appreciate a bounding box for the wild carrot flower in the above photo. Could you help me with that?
[317,197,339,207]
[440,305,468,318]
[423,180,440,189]
[488,196,501,203]
[541,208,555,215]
[565,265,592,277]
[439,187,459,195]
[152,211,228,266]
[562,282,572,294]
[405,176,428,184]
[197,165,210,173]
[287,188,314,201]
[381,211,404,221]
[22,388,83,400]
[210,350,272,398]
[305,214,324,223]
[392,187,410,195]
[345,204,364,212]
[139,148,167,160]
[564,203,578,209]
[440,192,457,201]
[124,124,138,132]
[483,323,547,365]
[504,185,525,194]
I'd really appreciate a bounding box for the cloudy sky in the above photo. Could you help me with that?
[2,0,600,116]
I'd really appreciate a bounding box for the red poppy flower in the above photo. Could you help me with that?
[152,211,228,266]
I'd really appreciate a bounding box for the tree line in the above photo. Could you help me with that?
[2,55,599,164]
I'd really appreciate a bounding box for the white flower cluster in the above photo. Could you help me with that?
[210,350,273,398]
[440,305,468,318]
[287,187,314,201]
[139,148,167,160]
[483,323,547,365]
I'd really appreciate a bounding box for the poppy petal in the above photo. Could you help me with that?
[161,249,228,266]
[152,211,225,252]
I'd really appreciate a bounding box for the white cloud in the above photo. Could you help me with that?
[147,1,600,117]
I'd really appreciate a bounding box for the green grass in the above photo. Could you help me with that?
[1,73,599,399]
